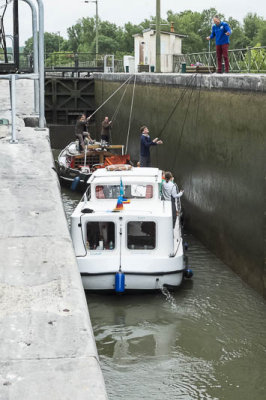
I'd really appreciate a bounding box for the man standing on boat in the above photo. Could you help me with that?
[206,15,231,73]
[140,126,163,167]
[162,172,184,227]
[75,113,91,151]
[101,116,112,144]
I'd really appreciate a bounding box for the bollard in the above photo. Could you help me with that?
[181,62,186,73]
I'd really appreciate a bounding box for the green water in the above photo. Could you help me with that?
[62,186,266,400]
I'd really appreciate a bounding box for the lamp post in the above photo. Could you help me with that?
[84,0,99,58]
[57,31,60,52]
[156,0,161,72]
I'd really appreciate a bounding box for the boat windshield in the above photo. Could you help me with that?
[95,184,153,199]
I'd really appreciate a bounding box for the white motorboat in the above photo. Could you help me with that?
[71,165,190,292]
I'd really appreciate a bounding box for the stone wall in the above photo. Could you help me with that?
[93,73,266,297]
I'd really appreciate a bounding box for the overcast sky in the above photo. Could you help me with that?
[3,0,266,46]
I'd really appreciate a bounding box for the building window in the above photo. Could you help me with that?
[127,221,156,250]
[86,222,115,250]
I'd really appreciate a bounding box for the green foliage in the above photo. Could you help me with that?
[22,9,266,60]
[243,13,264,45]
[241,43,266,72]
[24,32,68,56]
[254,21,266,46]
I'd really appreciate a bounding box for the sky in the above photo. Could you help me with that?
[2,0,266,46]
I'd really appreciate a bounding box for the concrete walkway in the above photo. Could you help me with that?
[0,79,107,399]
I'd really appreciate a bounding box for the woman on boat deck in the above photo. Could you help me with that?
[75,114,91,151]
[140,126,163,167]
[162,172,184,227]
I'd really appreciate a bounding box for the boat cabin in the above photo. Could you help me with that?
[71,167,184,291]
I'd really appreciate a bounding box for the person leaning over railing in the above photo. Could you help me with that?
[206,15,231,73]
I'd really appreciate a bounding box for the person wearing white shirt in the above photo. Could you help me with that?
[162,171,184,227]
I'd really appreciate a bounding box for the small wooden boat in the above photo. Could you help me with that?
[56,141,128,191]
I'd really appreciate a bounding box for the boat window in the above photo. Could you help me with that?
[86,222,115,250]
[95,184,153,199]
[127,221,156,250]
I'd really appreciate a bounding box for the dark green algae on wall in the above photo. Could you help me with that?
[93,73,266,298]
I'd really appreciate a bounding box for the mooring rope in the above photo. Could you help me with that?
[125,74,137,154]
[111,76,132,124]
[89,74,134,119]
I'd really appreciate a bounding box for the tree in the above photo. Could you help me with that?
[243,13,264,45]
[67,17,96,53]
[23,32,67,56]
[228,17,249,49]
[167,9,216,53]
[255,21,266,46]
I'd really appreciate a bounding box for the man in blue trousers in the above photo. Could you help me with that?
[206,15,231,73]
[139,126,163,167]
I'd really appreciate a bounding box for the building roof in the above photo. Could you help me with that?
[132,29,188,39]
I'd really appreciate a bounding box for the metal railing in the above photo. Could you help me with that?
[17,52,124,73]
[173,46,266,73]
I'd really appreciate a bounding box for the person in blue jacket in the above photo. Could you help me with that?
[206,15,231,73]
[139,126,163,167]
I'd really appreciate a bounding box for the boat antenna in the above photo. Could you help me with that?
[125,74,136,154]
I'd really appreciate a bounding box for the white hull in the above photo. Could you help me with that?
[81,270,184,291]
[77,241,184,291]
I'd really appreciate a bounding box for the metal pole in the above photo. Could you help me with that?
[35,0,45,129]
[156,0,161,73]
[248,46,251,73]
[95,0,99,58]
[10,74,18,144]
[84,1,99,60]
[13,0,19,69]
[22,0,39,114]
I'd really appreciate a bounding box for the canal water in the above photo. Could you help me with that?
[61,185,266,400]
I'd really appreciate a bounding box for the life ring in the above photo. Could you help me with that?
[106,164,132,171]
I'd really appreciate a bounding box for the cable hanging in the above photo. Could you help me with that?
[0,0,13,10]
[125,74,136,154]
[89,74,134,120]
[170,75,198,172]
[111,76,132,125]
[158,73,198,141]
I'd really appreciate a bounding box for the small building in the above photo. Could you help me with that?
[133,27,187,73]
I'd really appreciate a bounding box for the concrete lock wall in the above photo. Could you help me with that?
[93,73,266,298]
[0,79,107,399]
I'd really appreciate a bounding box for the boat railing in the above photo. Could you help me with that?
[83,185,91,202]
